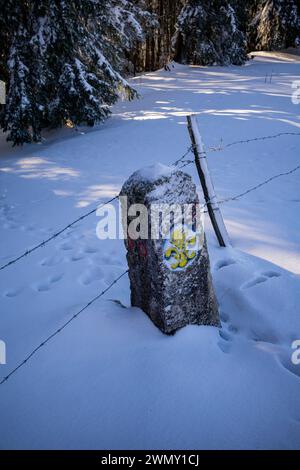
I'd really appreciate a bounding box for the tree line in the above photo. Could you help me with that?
[0,0,299,145]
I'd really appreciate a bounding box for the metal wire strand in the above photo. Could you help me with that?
[0,269,129,386]
[0,196,119,272]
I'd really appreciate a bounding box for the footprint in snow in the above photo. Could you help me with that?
[3,288,23,298]
[217,307,240,354]
[228,324,239,334]
[215,258,236,271]
[58,242,73,251]
[69,253,85,262]
[220,311,229,323]
[35,282,51,292]
[83,246,98,254]
[217,323,237,354]
[219,329,232,342]
[261,270,281,279]
[78,267,103,286]
[40,255,63,267]
[33,273,64,292]
[2,221,18,230]
[217,339,231,354]
[241,271,281,289]
[20,224,35,232]
[49,273,64,283]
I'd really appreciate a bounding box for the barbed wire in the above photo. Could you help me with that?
[1,128,299,387]
[0,195,119,272]
[0,269,129,386]
[0,145,195,273]
[178,159,195,169]
[191,131,300,157]
[172,133,300,168]
[200,163,300,212]
[179,132,300,158]
[218,163,300,205]
[172,145,193,167]
[221,131,300,151]
[1,133,299,272]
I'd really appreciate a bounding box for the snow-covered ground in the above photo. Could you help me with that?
[0,50,300,450]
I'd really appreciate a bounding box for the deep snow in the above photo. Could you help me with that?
[0,50,300,449]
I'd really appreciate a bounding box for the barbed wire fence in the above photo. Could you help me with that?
[0,145,196,385]
[199,163,300,214]
[0,269,129,385]
[173,131,300,167]
[1,130,300,385]
[172,131,300,213]
[0,143,196,273]
[2,130,299,273]
[0,196,120,272]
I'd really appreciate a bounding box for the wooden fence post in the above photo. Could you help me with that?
[187,114,231,248]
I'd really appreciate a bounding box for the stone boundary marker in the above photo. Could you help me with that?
[120,163,220,334]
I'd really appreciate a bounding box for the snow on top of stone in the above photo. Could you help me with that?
[147,169,197,205]
[121,162,197,205]
[133,163,175,182]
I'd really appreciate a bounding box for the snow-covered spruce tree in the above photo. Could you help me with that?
[0,1,46,144]
[1,28,42,144]
[44,0,134,130]
[0,0,154,145]
[172,0,247,66]
[248,0,300,51]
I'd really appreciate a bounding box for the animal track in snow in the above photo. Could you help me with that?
[220,312,229,323]
[34,282,51,292]
[3,288,23,298]
[242,271,281,289]
[20,224,35,232]
[79,267,104,286]
[40,255,63,267]
[242,276,267,289]
[49,273,64,283]
[2,221,18,230]
[58,242,73,251]
[217,339,231,354]
[220,311,229,323]
[228,324,239,334]
[219,329,232,342]
[215,258,236,271]
[69,253,85,262]
[217,325,235,354]
[83,246,98,254]
[33,273,64,292]
[261,270,281,279]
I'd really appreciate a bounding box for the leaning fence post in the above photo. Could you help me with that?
[187,115,231,248]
